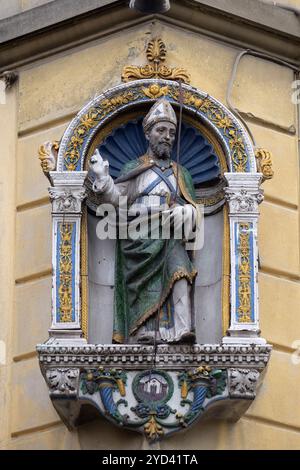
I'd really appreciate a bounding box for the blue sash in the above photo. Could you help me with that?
[140,167,176,197]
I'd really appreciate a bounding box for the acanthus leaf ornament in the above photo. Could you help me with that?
[146,38,167,63]
[46,368,79,397]
[49,187,87,213]
[122,38,191,84]
[225,188,264,214]
[229,369,260,398]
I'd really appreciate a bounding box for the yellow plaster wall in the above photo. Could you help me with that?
[1,20,300,449]
[0,84,18,450]
[274,0,300,7]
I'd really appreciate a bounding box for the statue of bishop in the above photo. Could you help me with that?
[89,98,199,344]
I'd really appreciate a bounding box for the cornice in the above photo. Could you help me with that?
[0,0,299,73]
[37,343,272,370]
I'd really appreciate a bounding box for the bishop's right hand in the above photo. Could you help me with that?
[89,149,110,181]
[89,149,110,193]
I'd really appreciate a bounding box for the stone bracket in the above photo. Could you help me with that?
[38,343,271,441]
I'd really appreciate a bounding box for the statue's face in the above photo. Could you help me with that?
[146,122,176,159]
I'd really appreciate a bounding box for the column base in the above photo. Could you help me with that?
[222,335,267,345]
[47,329,87,345]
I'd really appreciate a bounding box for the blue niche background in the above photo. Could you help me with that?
[98,118,221,186]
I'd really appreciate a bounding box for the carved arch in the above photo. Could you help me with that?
[57,79,257,174]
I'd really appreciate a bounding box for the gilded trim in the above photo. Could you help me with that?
[196,192,224,207]
[237,223,252,323]
[61,81,251,173]
[222,204,230,335]
[58,223,74,323]
[122,39,191,85]
[130,267,197,337]
[197,97,248,172]
[112,332,125,343]
[84,110,228,176]
[80,205,88,339]
[65,90,140,171]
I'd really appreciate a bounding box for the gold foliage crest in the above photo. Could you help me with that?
[122,38,191,84]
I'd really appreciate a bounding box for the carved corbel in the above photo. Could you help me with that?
[38,141,60,181]
[255,148,274,182]
[45,368,79,398]
[37,344,271,440]
[228,368,260,399]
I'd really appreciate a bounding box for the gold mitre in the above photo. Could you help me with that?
[143,98,177,132]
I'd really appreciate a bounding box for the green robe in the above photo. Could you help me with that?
[113,156,198,343]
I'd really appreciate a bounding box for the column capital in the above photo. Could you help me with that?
[224,173,264,216]
[49,186,87,214]
[49,171,88,214]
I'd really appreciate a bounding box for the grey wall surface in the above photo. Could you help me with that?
[0,0,55,20]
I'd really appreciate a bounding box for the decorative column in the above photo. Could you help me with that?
[48,171,87,344]
[223,173,266,345]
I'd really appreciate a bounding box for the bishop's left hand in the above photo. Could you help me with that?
[163,204,196,240]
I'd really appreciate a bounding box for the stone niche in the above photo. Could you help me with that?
[37,77,272,442]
